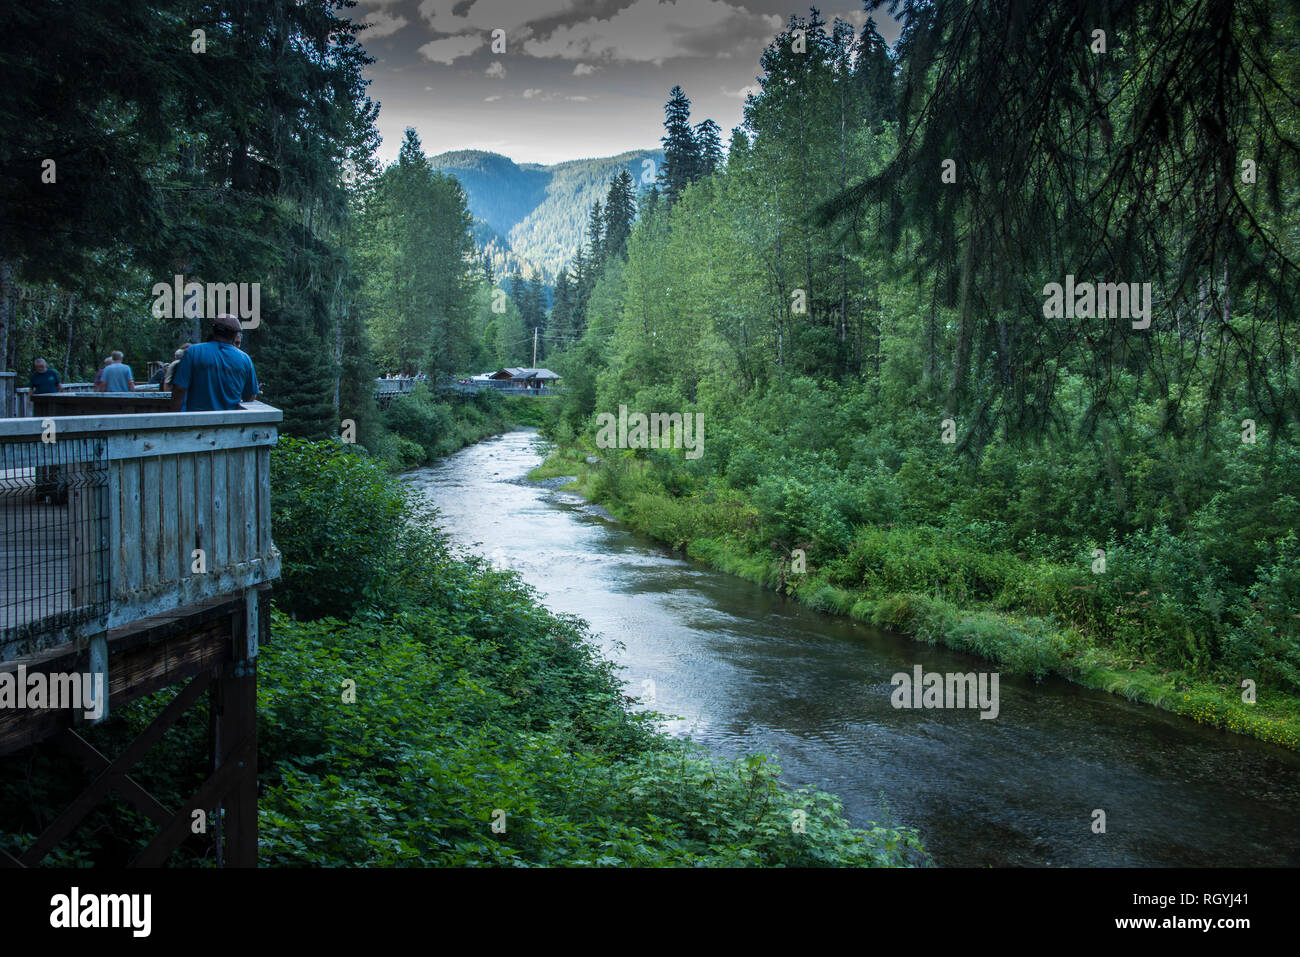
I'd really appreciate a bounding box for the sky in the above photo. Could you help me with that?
[349,0,902,167]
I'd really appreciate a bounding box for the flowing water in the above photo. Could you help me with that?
[404,430,1300,867]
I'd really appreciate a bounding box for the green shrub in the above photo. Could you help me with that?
[270,437,407,619]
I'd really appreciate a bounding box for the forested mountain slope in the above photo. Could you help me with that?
[430,148,664,279]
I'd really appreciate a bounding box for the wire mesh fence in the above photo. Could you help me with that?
[0,435,109,658]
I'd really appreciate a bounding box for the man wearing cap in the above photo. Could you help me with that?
[169,315,260,412]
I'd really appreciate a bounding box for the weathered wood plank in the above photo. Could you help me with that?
[0,403,283,440]
[160,454,179,582]
[105,557,277,629]
[211,449,228,570]
[141,454,161,586]
[178,453,195,579]
[241,447,256,564]
[117,459,142,595]
[227,448,245,562]
[105,425,277,460]
[256,446,271,557]
[195,451,212,577]
[3,409,280,670]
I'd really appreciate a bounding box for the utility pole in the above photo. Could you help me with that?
[532,326,538,367]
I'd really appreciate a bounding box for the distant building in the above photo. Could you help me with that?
[478,368,561,393]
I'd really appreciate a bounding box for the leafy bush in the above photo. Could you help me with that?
[382,386,457,460]
[270,437,407,619]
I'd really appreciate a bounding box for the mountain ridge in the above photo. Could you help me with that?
[430,147,664,281]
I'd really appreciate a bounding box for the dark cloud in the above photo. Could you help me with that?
[353,0,900,164]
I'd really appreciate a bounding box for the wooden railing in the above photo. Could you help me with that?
[11,383,163,418]
[0,402,282,661]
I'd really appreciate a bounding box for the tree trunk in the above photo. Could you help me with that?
[949,230,976,405]
[64,293,78,375]
[0,257,15,373]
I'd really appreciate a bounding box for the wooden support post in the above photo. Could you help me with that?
[87,634,108,724]
[210,591,260,868]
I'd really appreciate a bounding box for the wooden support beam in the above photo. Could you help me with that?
[130,735,253,868]
[18,670,213,866]
[57,730,172,829]
[0,612,230,756]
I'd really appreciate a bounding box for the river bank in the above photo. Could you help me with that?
[531,442,1300,753]
[415,431,1300,866]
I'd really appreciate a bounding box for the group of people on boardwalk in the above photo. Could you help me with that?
[27,314,260,413]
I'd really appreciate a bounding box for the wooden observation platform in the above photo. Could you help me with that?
[0,396,282,866]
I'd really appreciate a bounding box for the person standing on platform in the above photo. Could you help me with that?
[99,351,135,393]
[169,315,259,413]
[28,358,61,394]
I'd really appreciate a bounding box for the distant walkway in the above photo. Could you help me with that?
[374,377,558,408]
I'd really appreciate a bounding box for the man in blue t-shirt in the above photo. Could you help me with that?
[29,358,62,394]
[169,314,260,412]
[99,351,135,392]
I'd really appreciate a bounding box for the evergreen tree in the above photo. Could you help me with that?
[853,17,896,129]
[603,170,636,262]
[659,86,701,205]
[586,200,605,271]
[255,287,336,439]
[695,119,724,176]
[549,270,576,351]
[526,272,548,361]
[571,246,591,333]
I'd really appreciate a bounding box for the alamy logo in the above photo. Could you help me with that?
[50,887,151,937]
[0,667,105,720]
[890,665,1000,720]
[1042,274,1152,329]
[150,275,260,328]
[595,405,704,460]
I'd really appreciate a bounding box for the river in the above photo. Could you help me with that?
[404,430,1300,867]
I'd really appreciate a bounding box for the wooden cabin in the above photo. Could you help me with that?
[481,368,561,394]
[0,395,281,867]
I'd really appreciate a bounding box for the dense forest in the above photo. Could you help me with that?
[535,2,1300,747]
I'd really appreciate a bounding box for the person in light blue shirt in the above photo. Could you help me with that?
[99,351,135,392]
[169,315,260,412]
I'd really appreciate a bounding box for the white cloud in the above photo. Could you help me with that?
[418,0,578,36]
[485,95,502,102]
[573,63,597,76]
[485,60,507,78]
[523,0,783,65]
[567,95,591,101]
[359,9,409,38]
[720,83,760,100]
[522,88,544,99]
[418,34,486,64]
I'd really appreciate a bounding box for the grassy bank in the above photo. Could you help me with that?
[532,442,1300,752]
